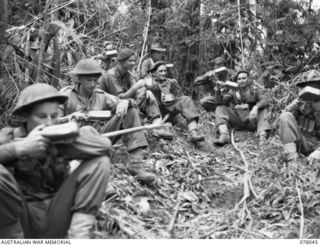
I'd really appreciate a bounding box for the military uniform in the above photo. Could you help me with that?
[140,57,154,79]
[197,68,235,111]
[99,66,161,121]
[149,78,199,124]
[215,84,271,134]
[0,83,111,238]
[280,99,320,155]
[59,86,148,152]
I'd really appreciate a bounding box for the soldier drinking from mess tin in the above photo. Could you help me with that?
[214,70,271,146]
[98,48,173,140]
[147,61,205,143]
[0,83,111,238]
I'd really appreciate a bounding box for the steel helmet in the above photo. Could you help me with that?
[295,69,320,87]
[70,58,104,75]
[12,83,68,116]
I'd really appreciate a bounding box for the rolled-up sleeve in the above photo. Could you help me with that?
[99,73,124,96]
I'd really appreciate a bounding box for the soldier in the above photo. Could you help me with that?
[98,48,173,140]
[140,43,166,79]
[0,83,111,238]
[214,70,271,146]
[60,58,155,183]
[279,70,320,168]
[148,61,205,142]
[195,57,235,111]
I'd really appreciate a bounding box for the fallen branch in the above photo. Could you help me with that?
[296,185,304,239]
[231,129,258,211]
[167,199,181,233]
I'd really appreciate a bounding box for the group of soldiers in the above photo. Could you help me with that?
[1,40,320,239]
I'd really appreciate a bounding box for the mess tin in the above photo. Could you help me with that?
[166,64,174,68]
[105,50,118,58]
[162,93,175,103]
[194,67,228,84]
[299,86,320,101]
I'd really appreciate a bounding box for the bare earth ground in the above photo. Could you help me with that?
[92,108,320,239]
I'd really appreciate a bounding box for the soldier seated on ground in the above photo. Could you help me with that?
[279,70,320,170]
[214,70,271,146]
[195,57,235,112]
[0,83,111,239]
[146,61,205,143]
[98,48,173,140]
[140,42,166,79]
[60,58,156,183]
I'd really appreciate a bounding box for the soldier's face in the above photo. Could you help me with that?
[237,72,249,88]
[154,65,167,81]
[25,101,60,132]
[79,75,99,94]
[122,55,136,71]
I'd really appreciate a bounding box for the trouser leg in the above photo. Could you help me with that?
[279,111,316,155]
[256,108,271,135]
[101,107,148,152]
[215,105,246,128]
[164,96,199,123]
[139,96,161,122]
[0,164,24,238]
[41,156,111,238]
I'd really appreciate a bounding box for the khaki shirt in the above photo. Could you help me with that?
[59,86,120,116]
[0,125,111,201]
[98,66,135,97]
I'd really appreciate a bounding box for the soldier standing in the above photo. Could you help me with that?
[0,83,111,238]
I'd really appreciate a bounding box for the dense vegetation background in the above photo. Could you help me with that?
[1,0,320,239]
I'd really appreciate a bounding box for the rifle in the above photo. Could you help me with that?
[102,116,168,138]
[59,110,112,123]
[15,115,169,142]
[194,67,228,85]
[299,86,320,101]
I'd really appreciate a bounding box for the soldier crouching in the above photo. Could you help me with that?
[0,83,111,238]
[279,70,320,168]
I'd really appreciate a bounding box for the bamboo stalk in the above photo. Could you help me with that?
[137,0,152,71]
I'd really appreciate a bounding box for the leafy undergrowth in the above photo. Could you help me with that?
[92,109,320,239]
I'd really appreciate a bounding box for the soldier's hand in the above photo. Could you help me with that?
[134,80,146,90]
[144,77,154,88]
[307,149,320,163]
[69,112,86,121]
[249,106,258,121]
[15,124,49,157]
[116,99,129,117]
[146,90,156,103]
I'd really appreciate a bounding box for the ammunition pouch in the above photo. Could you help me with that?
[296,115,317,136]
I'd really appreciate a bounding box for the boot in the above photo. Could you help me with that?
[152,118,173,140]
[213,124,230,146]
[258,131,268,146]
[67,213,96,239]
[283,143,299,163]
[127,148,155,183]
[187,120,204,142]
